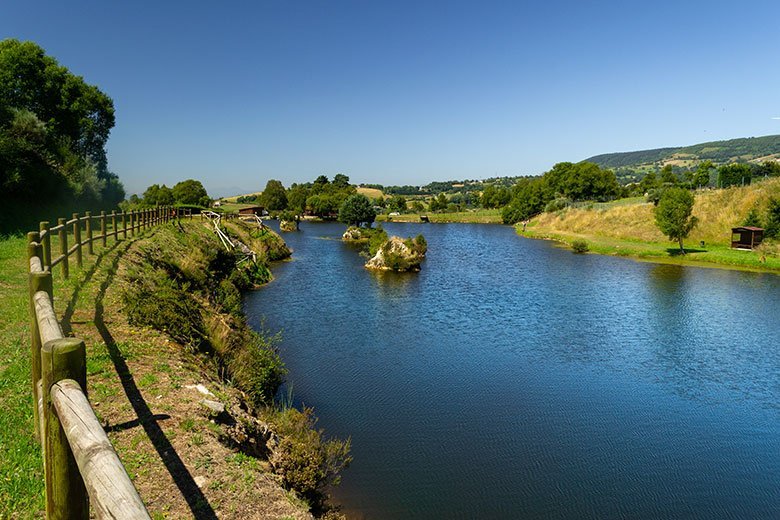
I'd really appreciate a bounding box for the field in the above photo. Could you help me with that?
[356,187,385,199]
[523,177,780,272]
[376,208,502,224]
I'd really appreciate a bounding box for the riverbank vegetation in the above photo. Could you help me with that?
[0,217,350,518]
[119,220,351,513]
[524,178,780,271]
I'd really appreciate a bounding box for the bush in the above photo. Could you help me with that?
[766,197,780,238]
[544,197,571,213]
[266,406,352,503]
[571,240,589,254]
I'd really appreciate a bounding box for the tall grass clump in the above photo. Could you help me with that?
[120,223,286,405]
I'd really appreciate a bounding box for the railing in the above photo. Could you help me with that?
[26,205,191,519]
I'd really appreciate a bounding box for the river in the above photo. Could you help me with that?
[244,221,780,519]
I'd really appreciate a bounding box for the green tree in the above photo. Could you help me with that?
[654,187,698,254]
[387,195,407,213]
[172,179,210,206]
[287,183,310,214]
[501,177,549,224]
[143,184,174,206]
[429,193,448,212]
[0,39,122,232]
[639,171,659,193]
[693,161,714,188]
[332,173,350,188]
[718,163,752,188]
[660,164,678,185]
[338,194,376,227]
[765,197,780,238]
[260,179,288,211]
[742,208,762,228]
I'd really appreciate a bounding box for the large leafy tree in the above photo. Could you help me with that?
[172,179,210,206]
[338,194,376,227]
[0,39,122,232]
[143,184,174,206]
[654,187,698,254]
[260,179,288,211]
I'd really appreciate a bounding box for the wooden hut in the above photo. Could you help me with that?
[731,226,764,249]
[238,206,265,217]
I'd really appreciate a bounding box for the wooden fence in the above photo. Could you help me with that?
[27,206,191,519]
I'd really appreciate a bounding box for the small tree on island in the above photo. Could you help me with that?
[654,187,698,254]
[338,194,376,227]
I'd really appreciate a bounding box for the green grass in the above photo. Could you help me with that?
[0,220,166,517]
[376,208,502,224]
[522,228,780,272]
[0,234,44,518]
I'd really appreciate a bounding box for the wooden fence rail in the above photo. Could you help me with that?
[25,205,192,519]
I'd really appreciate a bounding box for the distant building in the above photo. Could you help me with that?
[731,226,764,249]
[213,201,221,207]
[238,206,265,216]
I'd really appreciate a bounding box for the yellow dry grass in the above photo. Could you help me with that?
[357,187,385,199]
[532,177,780,246]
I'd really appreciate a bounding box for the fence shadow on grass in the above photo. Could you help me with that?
[91,229,218,520]
[60,240,122,337]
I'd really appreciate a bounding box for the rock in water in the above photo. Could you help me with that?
[365,235,427,272]
[279,220,298,232]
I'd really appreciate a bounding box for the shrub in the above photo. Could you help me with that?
[266,406,352,504]
[571,240,589,254]
[766,197,780,238]
[742,208,762,228]
[544,197,571,213]
[123,268,206,350]
[226,331,286,406]
[367,226,389,256]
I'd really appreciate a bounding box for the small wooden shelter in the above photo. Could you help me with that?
[238,206,265,216]
[731,226,764,249]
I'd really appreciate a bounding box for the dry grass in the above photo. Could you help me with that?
[356,187,384,200]
[533,177,780,246]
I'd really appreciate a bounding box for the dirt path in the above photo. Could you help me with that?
[58,225,311,520]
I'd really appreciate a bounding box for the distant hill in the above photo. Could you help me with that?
[586,134,780,183]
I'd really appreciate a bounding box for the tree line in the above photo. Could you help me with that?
[0,39,124,234]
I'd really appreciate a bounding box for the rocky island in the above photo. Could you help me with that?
[342,225,427,272]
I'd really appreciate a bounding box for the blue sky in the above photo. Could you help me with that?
[4,0,780,196]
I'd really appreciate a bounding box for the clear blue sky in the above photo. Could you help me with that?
[4,0,780,196]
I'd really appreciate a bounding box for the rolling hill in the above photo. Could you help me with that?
[586,134,780,183]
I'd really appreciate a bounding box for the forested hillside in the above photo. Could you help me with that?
[586,135,780,183]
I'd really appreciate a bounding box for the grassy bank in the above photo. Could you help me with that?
[1,218,348,518]
[376,208,502,224]
[522,178,780,272]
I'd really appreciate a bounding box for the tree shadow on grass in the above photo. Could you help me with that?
[92,230,218,520]
[666,248,707,256]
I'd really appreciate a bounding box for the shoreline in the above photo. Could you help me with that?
[518,227,780,275]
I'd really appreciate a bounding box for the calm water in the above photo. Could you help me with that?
[244,221,780,519]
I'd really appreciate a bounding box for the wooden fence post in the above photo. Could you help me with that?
[122,211,127,239]
[41,337,89,520]
[72,214,82,269]
[100,211,107,247]
[40,221,52,270]
[84,212,93,256]
[27,234,41,438]
[58,218,69,279]
[111,211,117,242]
[28,262,52,442]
